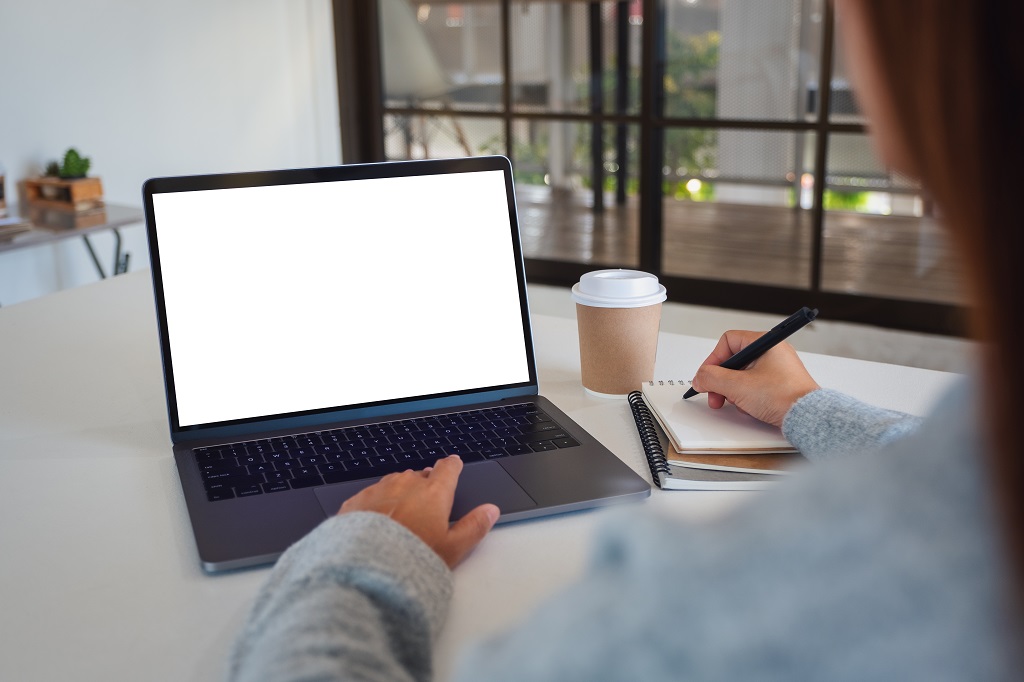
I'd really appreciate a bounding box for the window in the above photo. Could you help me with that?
[335,0,965,335]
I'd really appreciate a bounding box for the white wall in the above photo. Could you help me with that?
[0,0,340,306]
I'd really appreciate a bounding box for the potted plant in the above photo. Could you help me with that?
[22,147,103,211]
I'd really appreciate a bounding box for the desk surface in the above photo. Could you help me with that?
[0,203,144,254]
[0,271,961,681]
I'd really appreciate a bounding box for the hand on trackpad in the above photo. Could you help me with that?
[313,461,537,521]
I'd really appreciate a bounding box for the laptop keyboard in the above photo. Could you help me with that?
[193,402,580,501]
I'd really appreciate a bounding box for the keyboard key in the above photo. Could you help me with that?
[521,422,562,435]
[517,430,569,444]
[395,451,422,464]
[553,438,580,448]
[529,440,558,452]
[207,489,235,502]
[322,469,360,485]
[202,466,248,481]
[236,485,263,497]
[206,473,264,490]
[345,458,372,472]
[262,482,290,493]
[506,444,534,456]
[198,459,241,474]
[289,475,324,489]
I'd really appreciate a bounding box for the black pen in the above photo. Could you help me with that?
[682,307,819,400]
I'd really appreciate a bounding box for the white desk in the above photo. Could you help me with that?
[0,271,961,681]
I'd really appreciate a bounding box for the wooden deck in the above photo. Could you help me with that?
[515,185,965,306]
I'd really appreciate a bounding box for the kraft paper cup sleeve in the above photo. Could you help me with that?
[576,303,662,397]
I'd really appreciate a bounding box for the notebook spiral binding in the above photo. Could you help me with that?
[627,390,670,486]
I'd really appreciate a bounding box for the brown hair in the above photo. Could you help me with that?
[853,0,1024,585]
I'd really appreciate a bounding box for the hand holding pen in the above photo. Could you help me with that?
[686,308,821,428]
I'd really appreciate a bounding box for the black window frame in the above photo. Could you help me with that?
[333,0,968,336]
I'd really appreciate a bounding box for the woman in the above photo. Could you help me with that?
[230,1,1022,678]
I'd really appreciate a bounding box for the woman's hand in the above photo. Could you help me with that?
[690,330,820,428]
[338,455,500,569]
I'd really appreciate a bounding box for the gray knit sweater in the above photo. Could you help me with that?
[230,385,1012,680]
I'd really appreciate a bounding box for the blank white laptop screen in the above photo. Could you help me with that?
[152,169,531,428]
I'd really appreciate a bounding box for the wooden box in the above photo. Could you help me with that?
[20,176,104,212]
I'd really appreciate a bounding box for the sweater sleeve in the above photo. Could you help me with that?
[229,511,453,682]
[451,384,1005,681]
[782,388,923,461]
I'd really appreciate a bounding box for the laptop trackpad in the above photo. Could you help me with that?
[313,461,537,521]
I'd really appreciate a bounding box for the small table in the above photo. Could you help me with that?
[0,203,145,279]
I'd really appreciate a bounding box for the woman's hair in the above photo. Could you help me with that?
[854,0,1024,583]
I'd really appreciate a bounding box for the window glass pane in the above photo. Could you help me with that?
[828,10,863,122]
[664,0,823,121]
[380,1,503,111]
[510,1,642,114]
[384,114,504,159]
[662,129,814,288]
[821,133,964,304]
[513,119,640,266]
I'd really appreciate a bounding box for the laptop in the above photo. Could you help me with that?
[143,155,651,573]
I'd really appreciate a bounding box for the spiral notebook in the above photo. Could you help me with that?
[627,386,801,490]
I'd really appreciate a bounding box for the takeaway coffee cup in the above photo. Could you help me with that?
[571,269,666,398]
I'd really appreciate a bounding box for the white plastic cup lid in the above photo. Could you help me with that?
[571,269,667,308]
